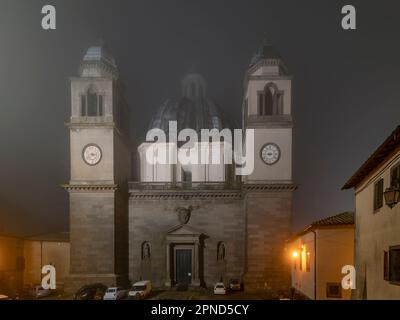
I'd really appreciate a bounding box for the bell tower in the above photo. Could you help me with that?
[64,45,131,292]
[243,40,296,291]
[243,39,293,183]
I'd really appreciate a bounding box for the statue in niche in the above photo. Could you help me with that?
[217,242,226,261]
[142,241,151,260]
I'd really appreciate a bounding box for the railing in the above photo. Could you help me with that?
[129,181,242,191]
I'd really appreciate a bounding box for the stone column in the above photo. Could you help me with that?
[192,241,201,286]
[165,242,172,287]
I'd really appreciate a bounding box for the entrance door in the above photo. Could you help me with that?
[176,249,192,284]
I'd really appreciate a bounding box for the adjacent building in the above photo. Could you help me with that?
[0,234,25,292]
[343,125,400,299]
[0,232,70,293]
[288,212,354,300]
[23,233,70,288]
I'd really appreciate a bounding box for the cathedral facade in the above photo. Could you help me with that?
[64,41,296,293]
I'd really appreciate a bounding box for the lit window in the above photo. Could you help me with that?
[299,250,303,271]
[306,252,311,272]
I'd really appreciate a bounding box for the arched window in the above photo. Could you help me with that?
[264,86,273,115]
[87,90,98,116]
[141,241,151,260]
[258,83,283,116]
[217,242,226,261]
[81,85,104,117]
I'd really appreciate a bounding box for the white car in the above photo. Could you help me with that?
[128,280,152,299]
[214,282,227,295]
[103,287,128,300]
[30,285,52,299]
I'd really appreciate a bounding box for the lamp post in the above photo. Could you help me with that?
[384,186,400,209]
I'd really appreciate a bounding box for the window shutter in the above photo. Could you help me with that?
[374,179,384,211]
[384,251,389,281]
[377,179,383,209]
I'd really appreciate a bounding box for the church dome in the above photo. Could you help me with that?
[148,74,227,134]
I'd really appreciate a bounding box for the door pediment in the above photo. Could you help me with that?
[166,224,203,236]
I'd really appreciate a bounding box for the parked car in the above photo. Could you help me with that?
[29,285,52,299]
[73,283,107,300]
[128,280,152,299]
[228,278,242,291]
[103,287,128,300]
[214,282,227,295]
[0,294,10,300]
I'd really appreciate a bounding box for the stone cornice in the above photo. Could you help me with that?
[65,121,116,129]
[247,58,289,77]
[78,60,119,80]
[62,184,118,191]
[65,121,131,146]
[128,183,298,199]
[246,115,293,129]
[129,191,243,200]
[247,74,293,81]
[243,183,298,192]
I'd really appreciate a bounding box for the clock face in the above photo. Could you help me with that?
[82,144,102,166]
[261,143,280,165]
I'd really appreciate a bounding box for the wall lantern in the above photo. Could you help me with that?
[384,186,400,209]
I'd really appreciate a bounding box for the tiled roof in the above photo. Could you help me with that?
[311,211,354,227]
[288,211,354,242]
[343,126,400,189]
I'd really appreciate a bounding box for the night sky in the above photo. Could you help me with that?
[1,0,399,236]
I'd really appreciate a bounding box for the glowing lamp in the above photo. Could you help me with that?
[384,186,400,209]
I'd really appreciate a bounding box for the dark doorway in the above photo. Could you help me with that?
[176,249,192,284]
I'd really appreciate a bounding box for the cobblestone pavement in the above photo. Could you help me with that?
[36,287,297,300]
[148,287,291,300]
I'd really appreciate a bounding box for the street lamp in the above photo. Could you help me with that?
[384,186,400,209]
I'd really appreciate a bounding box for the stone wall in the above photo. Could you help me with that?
[65,190,126,293]
[244,190,293,292]
[129,194,245,288]
[353,151,400,299]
